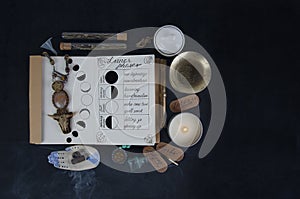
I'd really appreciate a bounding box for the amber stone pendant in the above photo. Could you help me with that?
[51,81,69,109]
[52,90,69,109]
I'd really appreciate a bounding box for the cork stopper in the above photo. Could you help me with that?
[116,33,127,41]
[60,42,72,50]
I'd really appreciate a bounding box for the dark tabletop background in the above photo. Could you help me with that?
[0,0,299,198]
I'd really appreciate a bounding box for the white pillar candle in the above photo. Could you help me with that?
[168,112,203,147]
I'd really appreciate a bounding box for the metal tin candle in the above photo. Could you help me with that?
[168,113,203,147]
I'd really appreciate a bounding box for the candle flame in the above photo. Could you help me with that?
[181,126,189,133]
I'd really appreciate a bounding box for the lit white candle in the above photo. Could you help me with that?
[168,113,203,147]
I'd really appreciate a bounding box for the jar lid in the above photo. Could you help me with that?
[154,25,185,57]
